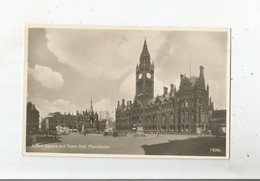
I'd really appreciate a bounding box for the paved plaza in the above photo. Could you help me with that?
[26,133,226,156]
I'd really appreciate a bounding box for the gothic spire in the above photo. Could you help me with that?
[142,39,149,55]
[140,38,150,64]
[90,97,93,113]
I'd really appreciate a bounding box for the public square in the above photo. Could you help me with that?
[26,133,226,156]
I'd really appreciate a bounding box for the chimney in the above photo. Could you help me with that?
[200,66,204,77]
[122,99,125,106]
[130,101,132,107]
[117,101,120,107]
[180,74,184,81]
[170,84,174,93]
[163,87,168,96]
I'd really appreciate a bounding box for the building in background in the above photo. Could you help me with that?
[99,111,109,121]
[41,98,102,133]
[116,39,218,134]
[209,110,226,136]
[99,111,110,131]
[26,102,40,134]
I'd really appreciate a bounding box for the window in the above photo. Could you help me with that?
[162,116,166,125]
[170,115,174,125]
[186,125,189,131]
[192,112,195,122]
[185,112,189,122]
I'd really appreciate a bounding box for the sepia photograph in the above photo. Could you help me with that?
[23,25,230,158]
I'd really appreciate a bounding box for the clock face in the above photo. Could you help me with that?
[147,73,151,79]
[138,73,142,79]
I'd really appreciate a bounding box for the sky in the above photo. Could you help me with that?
[27,27,229,120]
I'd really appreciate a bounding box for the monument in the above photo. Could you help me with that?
[134,124,146,137]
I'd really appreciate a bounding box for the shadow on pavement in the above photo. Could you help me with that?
[142,136,226,156]
[45,138,62,144]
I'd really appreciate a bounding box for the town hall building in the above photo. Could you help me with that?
[115,39,214,134]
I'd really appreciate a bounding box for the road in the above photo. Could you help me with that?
[26,133,225,156]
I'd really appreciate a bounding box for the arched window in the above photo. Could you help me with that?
[186,125,189,131]
[152,117,156,127]
[170,114,174,125]
[157,115,161,129]
[162,115,166,130]
[152,116,156,131]
[182,125,185,131]
[185,112,189,122]
[191,111,195,122]
[162,115,166,125]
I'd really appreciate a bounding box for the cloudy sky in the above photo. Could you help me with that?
[27,27,229,119]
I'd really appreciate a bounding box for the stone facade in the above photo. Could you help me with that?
[26,102,40,134]
[41,98,106,132]
[116,39,214,134]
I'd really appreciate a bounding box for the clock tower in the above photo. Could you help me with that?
[135,39,154,106]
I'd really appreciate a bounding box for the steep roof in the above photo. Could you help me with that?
[140,39,150,57]
[146,92,174,106]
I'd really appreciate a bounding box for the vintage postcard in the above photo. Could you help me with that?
[23,25,230,159]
